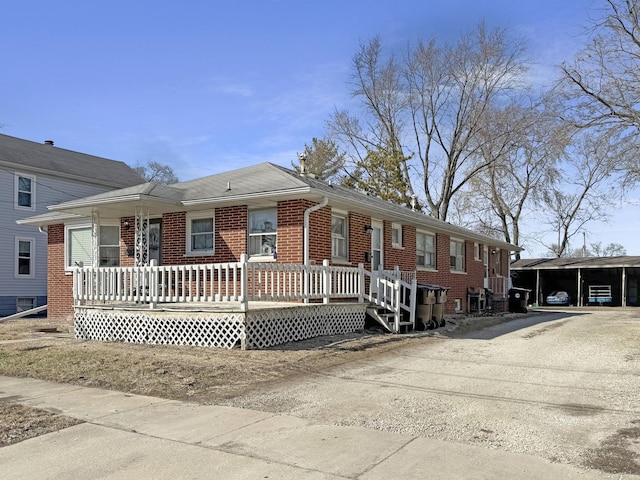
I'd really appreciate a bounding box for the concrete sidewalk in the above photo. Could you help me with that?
[0,375,634,480]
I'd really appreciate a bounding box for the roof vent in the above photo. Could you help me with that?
[44,140,54,146]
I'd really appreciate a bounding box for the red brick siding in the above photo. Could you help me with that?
[309,204,331,265]
[47,224,73,322]
[277,200,306,264]
[348,212,371,267]
[121,217,135,267]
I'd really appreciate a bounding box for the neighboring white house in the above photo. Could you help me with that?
[0,134,144,317]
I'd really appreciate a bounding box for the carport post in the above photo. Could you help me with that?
[577,268,582,307]
[622,267,627,307]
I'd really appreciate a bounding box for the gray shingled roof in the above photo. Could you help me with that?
[0,134,144,188]
[27,161,521,250]
[511,257,640,269]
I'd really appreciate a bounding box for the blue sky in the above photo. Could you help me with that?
[5,0,633,257]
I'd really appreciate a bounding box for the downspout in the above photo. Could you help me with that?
[303,197,328,266]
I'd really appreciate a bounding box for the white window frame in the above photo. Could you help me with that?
[15,237,35,278]
[65,224,92,271]
[186,212,215,256]
[16,297,36,313]
[98,225,121,267]
[450,238,466,272]
[416,231,436,269]
[331,213,348,262]
[248,208,278,258]
[474,242,481,261]
[391,223,403,248]
[15,172,36,211]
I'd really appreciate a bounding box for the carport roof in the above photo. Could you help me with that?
[512,256,640,270]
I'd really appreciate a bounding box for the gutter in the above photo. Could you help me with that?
[303,197,329,265]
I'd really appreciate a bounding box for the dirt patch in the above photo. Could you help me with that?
[582,421,640,475]
[0,403,82,448]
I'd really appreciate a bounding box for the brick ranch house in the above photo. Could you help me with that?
[19,162,522,349]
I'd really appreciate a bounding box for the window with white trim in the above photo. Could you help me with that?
[392,223,403,248]
[331,214,348,261]
[65,225,121,269]
[474,242,480,261]
[248,209,277,257]
[416,232,435,268]
[66,225,92,269]
[450,239,465,272]
[15,173,35,210]
[186,213,215,255]
[16,297,35,313]
[99,226,120,267]
[16,237,34,277]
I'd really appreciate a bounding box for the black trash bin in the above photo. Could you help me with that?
[508,287,530,313]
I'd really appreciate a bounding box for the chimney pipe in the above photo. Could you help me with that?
[44,140,54,146]
[298,152,306,175]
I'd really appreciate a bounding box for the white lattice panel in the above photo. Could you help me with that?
[246,304,365,349]
[74,309,246,349]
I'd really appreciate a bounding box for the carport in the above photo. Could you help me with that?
[510,257,640,307]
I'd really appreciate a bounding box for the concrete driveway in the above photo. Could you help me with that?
[226,308,640,475]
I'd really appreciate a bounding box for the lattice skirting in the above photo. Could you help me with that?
[246,304,365,349]
[74,309,245,350]
[74,303,365,350]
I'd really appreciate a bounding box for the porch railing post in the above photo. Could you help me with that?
[394,278,401,331]
[358,263,365,303]
[240,254,249,311]
[149,259,157,309]
[322,259,330,304]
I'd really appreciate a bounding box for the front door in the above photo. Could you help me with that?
[371,220,383,271]
[149,219,162,265]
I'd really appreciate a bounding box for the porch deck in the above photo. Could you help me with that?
[73,258,417,349]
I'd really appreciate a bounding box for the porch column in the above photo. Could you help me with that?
[91,210,100,268]
[622,267,627,307]
[577,268,582,307]
[135,207,150,266]
[535,269,540,307]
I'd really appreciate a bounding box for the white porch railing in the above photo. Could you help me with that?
[484,276,512,297]
[73,256,417,332]
[363,269,417,332]
[74,255,367,310]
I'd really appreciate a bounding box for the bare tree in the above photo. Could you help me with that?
[133,160,179,185]
[328,23,529,221]
[462,99,568,259]
[541,129,623,257]
[561,0,640,182]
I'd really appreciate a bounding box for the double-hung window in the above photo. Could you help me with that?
[331,214,348,261]
[248,209,277,257]
[450,239,466,272]
[391,223,403,248]
[65,225,121,269]
[16,237,34,277]
[66,226,92,269]
[416,232,435,268]
[187,213,215,255]
[99,226,120,266]
[15,173,35,210]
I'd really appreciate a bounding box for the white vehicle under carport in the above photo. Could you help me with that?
[546,290,571,306]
